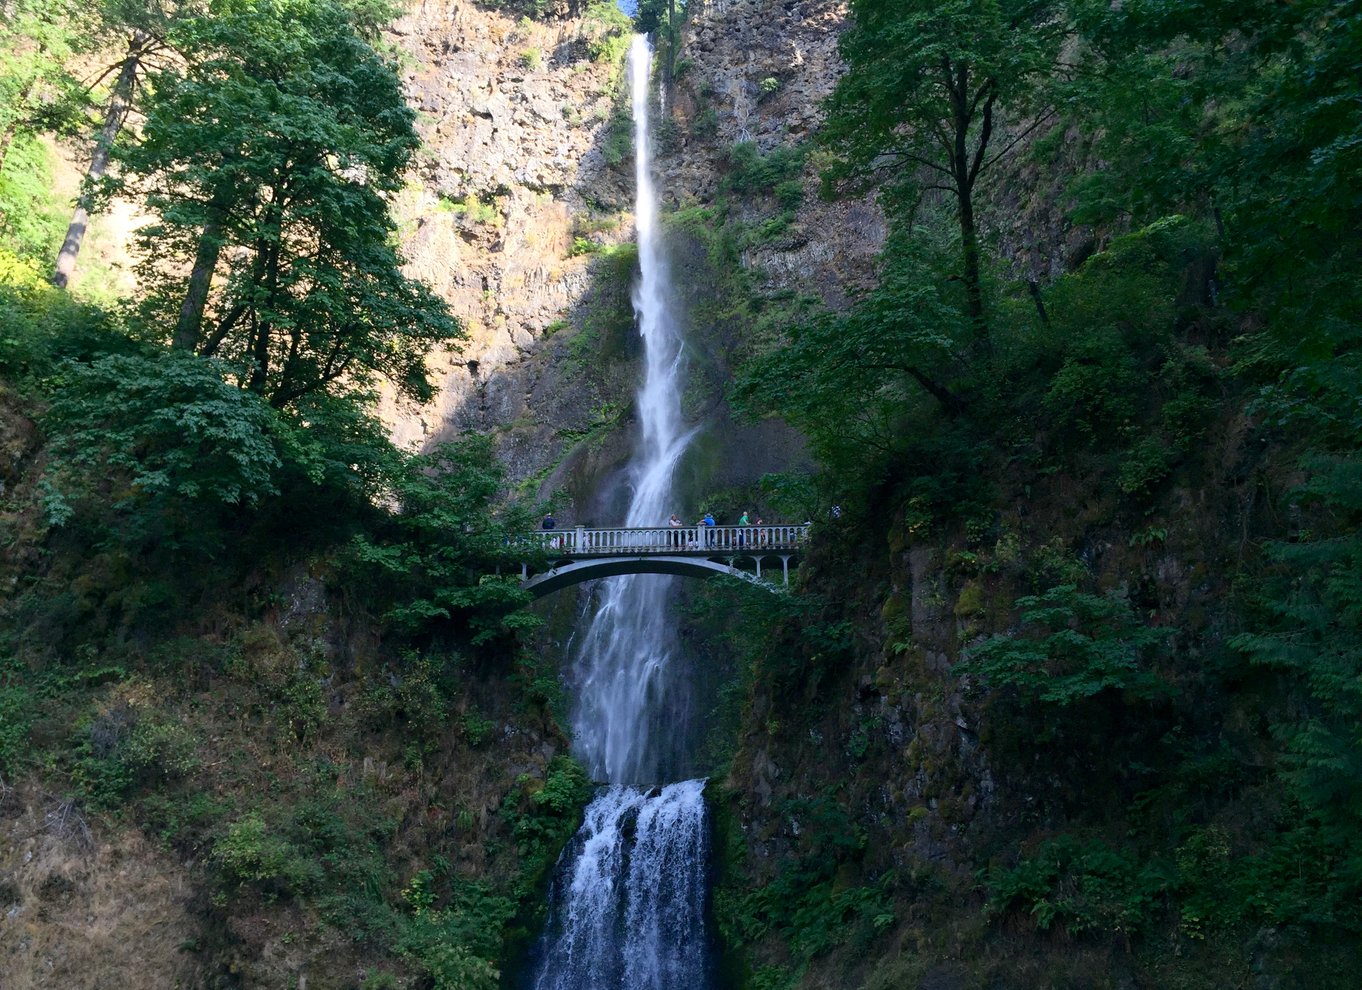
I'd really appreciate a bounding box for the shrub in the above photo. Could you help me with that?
[42,352,283,526]
[601,107,633,167]
[214,812,323,899]
[0,135,63,260]
[501,756,591,893]
[958,585,1174,707]
[773,179,804,211]
[723,142,805,196]
[691,106,719,139]
[986,835,1176,940]
[0,249,121,383]
[568,235,600,257]
[461,709,495,747]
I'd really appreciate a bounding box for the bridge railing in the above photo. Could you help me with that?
[526,524,808,555]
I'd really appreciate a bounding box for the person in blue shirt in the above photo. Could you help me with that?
[699,511,716,547]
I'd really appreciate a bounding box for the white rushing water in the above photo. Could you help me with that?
[530,36,712,990]
[532,781,710,990]
[569,33,697,788]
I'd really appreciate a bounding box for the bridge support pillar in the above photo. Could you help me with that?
[780,555,791,585]
[755,558,762,579]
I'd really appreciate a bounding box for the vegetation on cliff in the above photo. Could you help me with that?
[711,0,1362,987]
[0,1,582,985]
[3,0,1361,987]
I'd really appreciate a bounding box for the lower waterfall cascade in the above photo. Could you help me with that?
[531,782,710,990]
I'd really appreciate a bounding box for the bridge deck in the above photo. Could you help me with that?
[526,524,808,558]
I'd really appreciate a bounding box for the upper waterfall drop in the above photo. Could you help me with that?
[624,32,690,533]
[566,34,697,787]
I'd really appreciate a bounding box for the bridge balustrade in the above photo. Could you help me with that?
[527,525,808,556]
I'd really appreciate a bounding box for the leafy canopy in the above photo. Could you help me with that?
[820,0,1061,203]
[116,0,462,407]
[41,351,283,525]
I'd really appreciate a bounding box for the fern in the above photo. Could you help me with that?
[957,585,1173,706]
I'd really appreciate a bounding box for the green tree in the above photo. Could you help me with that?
[0,0,88,175]
[115,0,461,408]
[732,219,967,467]
[349,436,540,642]
[819,0,1064,340]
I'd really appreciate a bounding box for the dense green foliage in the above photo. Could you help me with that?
[0,2,565,983]
[4,0,1361,985]
[721,0,1362,984]
[114,0,460,406]
[958,585,1173,707]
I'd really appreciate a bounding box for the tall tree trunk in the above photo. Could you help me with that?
[247,233,282,395]
[943,59,991,343]
[51,31,147,290]
[248,314,271,394]
[947,65,991,344]
[174,220,224,351]
[957,189,986,339]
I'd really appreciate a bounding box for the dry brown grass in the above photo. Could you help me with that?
[0,782,203,989]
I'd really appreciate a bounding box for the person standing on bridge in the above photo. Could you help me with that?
[669,513,683,548]
[541,511,557,549]
[699,511,716,547]
[737,510,750,547]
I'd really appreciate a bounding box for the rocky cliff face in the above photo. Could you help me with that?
[383,0,886,509]
[378,0,635,475]
[664,0,883,306]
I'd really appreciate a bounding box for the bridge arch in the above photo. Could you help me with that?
[522,554,789,599]
[514,524,808,599]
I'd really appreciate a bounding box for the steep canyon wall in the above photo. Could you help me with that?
[383,0,881,512]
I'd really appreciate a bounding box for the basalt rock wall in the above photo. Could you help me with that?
[386,0,885,516]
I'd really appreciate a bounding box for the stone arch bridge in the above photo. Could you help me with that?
[518,524,809,598]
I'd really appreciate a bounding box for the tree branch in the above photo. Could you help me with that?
[967,88,998,187]
[199,301,246,357]
[980,106,1058,174]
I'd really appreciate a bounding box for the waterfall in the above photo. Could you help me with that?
[531,782,710,990]
[569,33,697,789]
[530,36,712,990]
